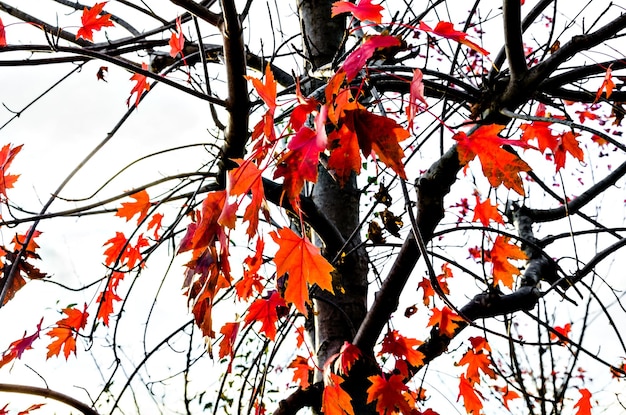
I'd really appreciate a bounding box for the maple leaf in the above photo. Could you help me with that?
[46,304,89,359]
[169,17,185,58]
[554,131,584,171]
[379,330,425,371]
[17,403,45,415]
[323,373,355,415]
[243,291,286,341]
[218,321,239,361]
[96,272,124,326]
[574,388,592,415]
[290,77,319,132]
[349,109,410,179]
[335,341,361,375]
[457,349,496,385]
[468,336,491,353]
[76,2,114,41]
[236,238,265,301]
[0,143,23,198]
[116,189,152,224]
[127,62,150,107]
[328,120,361,186]
[288,355,312,389]
[226,159,267,237]
[103,232,128,266]
[331,0,384,23]
[454,124,531,195]
[419,21,489,56]
[147,213,163,239]
[550,322,572,344]
[490,235,526,288]
[246,64,277,114]
[341,35,401,81]
[12,228,43,257]
[472,194,504,227]
[96,66,108,81]
[407,68,427,131]
[494,385,520,410]
[0,318,42,369]
[595,64,615,103]
[428,306,464,337]
[270,227,334,314]
[179,191,227,254]
[366,374,412,415]
[457,374,483,414]
[0,17,7,47]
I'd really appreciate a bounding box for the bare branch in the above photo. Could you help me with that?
[0,383,100,415]
[502,0,528,81]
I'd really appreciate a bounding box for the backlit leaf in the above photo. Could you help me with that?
[457,374,483,414]
[419,20,489,56]
[457,349,496,384]
[595,64,615,102]
[169,16,185,58]
[127,62,150,107]
[0,17,6,46]
[218,321,239,361]
[0,318,42,368]
[288,355,312,389]
[323,373,355,415]
[554,131,584,171]
[331,0,384,23]
[341,35,401,81]
[472,194,504,227]
[366,374,412,415]
[490,235,526,288]
[46,304,89,359]
[428,306,464,337]
[573,388,592,415]
[243,291,286,341]
[76,2,114,41]
[116,189,152,224]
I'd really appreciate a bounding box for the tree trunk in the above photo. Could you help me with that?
[297,0,374,413]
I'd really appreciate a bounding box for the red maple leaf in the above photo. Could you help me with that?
[554,131,584,171]
[490,235,526,288]
[0,318,42,368]
[341,35,401,81]
[169,17,185,58]
[12,228,43,257]
[96,66,108,81]
[96,272,124,326]
[550,322,572,344]
[472,194,504,227]
[0,17,7,47]
[417,277,435,306]
[322,373,355,415]
[366,374,412,415]
[573,388,592,415]
[243,291,286,341]
[335,341,361,375]
[428,306,464,337]
[457,349,496,385]
[328,118,361,186]
[288,355,313,389]
[76,2,114,41]
[235,238,265,301]
[218,321,239,361]
[419,21,489,56]
[46,304,89,359]
[468,336,491,353]
[290,77,319,132]
[407,68,427,131]
[0,143,22,198]
[457,374,483,414]
[103,232,128,267]
[270,227,334,314]
[116,189,152,224]
[179,191,227,254]
[595,64,615,102]
[147,213,163,239]
[127,62,150,107]
[454,124,531,195]
[16,403,45,415]
[331,0,384,23]
[379,330,425,375]
[494,386,520,410]
[226,159,267,237]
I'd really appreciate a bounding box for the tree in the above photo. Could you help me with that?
[0,0,625,414]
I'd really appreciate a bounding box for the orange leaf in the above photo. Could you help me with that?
[246,64,277,114]
[574,388,592,415]
[550,322,571,344]
[236,238,265,301]
[419,21,489,56]
[494,386,520,410]
[127,62,150,107]
[490,235,526,288]
[595,64,615,102]
[147,213,163,239]
[417,277,434,306]
[457,349,496,385]
[457,374,483,414]
[96,272,124,326]
[454,124,531,195]
[179,191,227,254]
[407,68,427,130]
[16,403,45,415]
[46,304,89,359]
[0,17,6,47]
[243,291,286,340]
[428,306,464,337]
[169,17,185,58]
[288,355,313,389]
[327,119,361,186]
[379,330,424,370]
[227,159,267,237]
[218,321,240,360]
[554,131,584,171]
[472,195,504,227]
[116,189,152,224]
[270,227,334,314]
[366,374,412,415]
[103,232,128,267]
[335,341,361,375]
[331,0,384,23]
[0,143,22,198]
[322,373,355,415]
[468,336,491,353]
[341,35,401,81]
[76,2,114,41]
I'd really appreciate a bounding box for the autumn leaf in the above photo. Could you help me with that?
[472,194,504,227]
[0,143,23,198]
[147,213,163,239]
[494,386,520,410]
[46,304,89,359]
[169,16,185,58]
[554,131,584,171]
[16,403,45,415]
[96,66,108,81]
[103,232,128,266]
[550,322,571,344]
[595,64,615,102]
[454,124,531,195]
[341,35,401,81]
[335,341,361,375]
[490,235,526,288]
[236,238,265,301]
[573,388,592,415]
[12,228,43,257]
[96,271,124,326]
[179,191,227,254]
[288,355,313,389]
[457,374,483,414]
[226,159,267,237]
[456,349,496,384]
[380,329,424,369]
[0,17,7,47]
[218,321,239,362]
[419,20,489,56]
[323,373,355,415]
[243,291,286,341]
[331,0,384,23]
[328,121,361,186]
[246,64,277,114]
[407,68,427,131]
[0,318,42,368]
[270,227,334,314]
[127,62,150,107]
[76,2,114,41]
[428,306,464,337]
[468,336,491,353]
[116,189,152,224]
[366,374,413,415]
